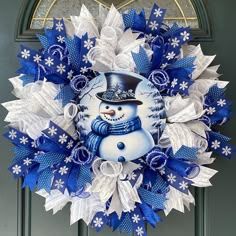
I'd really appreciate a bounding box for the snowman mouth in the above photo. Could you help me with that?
[104,114,125,122]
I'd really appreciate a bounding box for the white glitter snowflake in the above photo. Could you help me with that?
[23,158,32,166]
[160,63,168,69]
[48,126,57,136]
[82,55,89,64]
[211,140,221,149]
[57,64,66,74]
[154,8,163,17]
[222,146,232,156]
[180,31,190,41]
[145,33,154,42]
[64,156,73,163]
[136,164,142,170]
[127,172,137,181]
[59,166,69,175]
[136,226,144,236]
[12,165,21,175]
[217,99,226,107]
[171,37,180,48]
[149,21,159,31]
[167,173,176,184]
[57,35,65,44]
[20,136,28,145]
[67,70,74,80]
[159,168,165,175]
[207,107,216,115]
[21,49,30,59]
[45,57,54,67]
[31,141,37,148]
[84,39,93,49]
[8,130,17,139]
[33,54,42,63]
[55,22,64,32]
[58,133,68,144]
[179,81,188,90]
[66,140,74,149]
[179,181,188,190]
[132,214,140,223]
[80,66,88,74]
[54,179,64,189]
[166,51,176,60]
[93,217,103,228]
[171,78,178,88]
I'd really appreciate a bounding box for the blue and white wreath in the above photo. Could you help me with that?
[2,3,235,236]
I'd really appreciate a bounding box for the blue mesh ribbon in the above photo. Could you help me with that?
[118,213,133,236]
[65,33,95,72]
[54,85,75,107]
[67,165,80,193]
[22,165,39,191]
[174,145,199,160]
[122,9,146,32]
[38,168,54,192]
[139,202,161,227]
[132,46,151,75]
[12,146,35,164]
[138,187,166,209]
[34,152,66,172]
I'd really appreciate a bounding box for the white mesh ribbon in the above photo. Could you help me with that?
[88,159,142,218]
[2,76,78,140]
[70,193,105,225]
[71,5,99,38]
[164,186,195,215]
[196,152,215,165]
[182,45,229,100]
[164,165,217,215]
[37,189,105,225]
[71,5,150,73]
[188,166,218,187]
[165,95,205,123]
[64,103,78,120]
[165,123,195,153]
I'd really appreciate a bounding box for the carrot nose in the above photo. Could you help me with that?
[101,110,116,116]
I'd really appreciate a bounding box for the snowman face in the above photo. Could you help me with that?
[99,102,138,124]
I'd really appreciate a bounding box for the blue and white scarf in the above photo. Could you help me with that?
[85,116,142,154]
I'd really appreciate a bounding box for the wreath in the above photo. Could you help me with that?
[2,3,234,235]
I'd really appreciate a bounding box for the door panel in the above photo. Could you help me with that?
[0,0,236,236]
[31,194,78,236]
[0,1,22,235]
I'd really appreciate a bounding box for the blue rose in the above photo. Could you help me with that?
[145,147,168,170]
[71,146,94,165]
[148,69,169,91]
[70,75,88,94]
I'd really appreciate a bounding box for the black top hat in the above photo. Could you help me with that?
[96,71,143,105]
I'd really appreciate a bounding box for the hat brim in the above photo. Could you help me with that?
[96,93,143,105]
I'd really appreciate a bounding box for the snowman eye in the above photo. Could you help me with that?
[118,107,122,111]
[105,106,109,109]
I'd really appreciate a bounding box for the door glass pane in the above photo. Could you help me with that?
[30,0,199,29]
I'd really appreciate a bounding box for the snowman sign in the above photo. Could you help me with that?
[79,71,166,162]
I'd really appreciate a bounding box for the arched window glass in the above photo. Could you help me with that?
[30,0,199,29]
